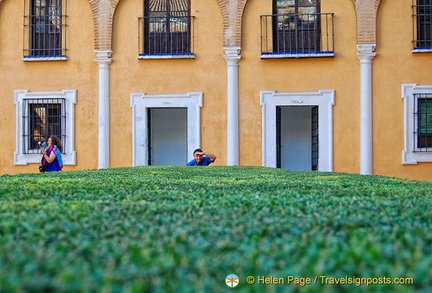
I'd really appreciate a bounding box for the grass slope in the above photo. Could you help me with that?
[0,166,431,292]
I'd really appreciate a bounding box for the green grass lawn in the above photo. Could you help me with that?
[0,166,431,292]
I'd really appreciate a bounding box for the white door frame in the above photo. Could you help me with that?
[261,90,335,172]
[130,92,203,166]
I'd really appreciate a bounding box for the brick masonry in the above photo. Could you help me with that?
[88,0,120,50]
[352,0,382,44]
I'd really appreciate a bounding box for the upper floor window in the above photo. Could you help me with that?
[23,0,67,61]
[413,0,432,51]
[261,0,334,58]
[139,0,195,59]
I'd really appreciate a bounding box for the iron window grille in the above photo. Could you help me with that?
[22,98,66,154]
[412,0,432,51]
[414,94,432,151]
[261,0,333,58]
[139,0,194,58]
[261,12,334,58]
[23,0,67,60]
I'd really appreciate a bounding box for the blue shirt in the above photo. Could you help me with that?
[46,146,63,172]
[186,156,214,166]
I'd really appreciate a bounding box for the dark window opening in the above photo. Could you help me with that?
[413,0,432,50]
[416,95,432,151]
[273,0,320,53]
[23,98,66,154]
[141,0,193,56]
[261,0,333,57]
[24,0,66,58]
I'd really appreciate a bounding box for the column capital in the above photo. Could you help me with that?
[224,46,242,63]
[95,49,113,64]
[357,44,377,62]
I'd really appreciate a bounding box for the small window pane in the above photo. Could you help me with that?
[276,0,295,15]
[299,0,317,6]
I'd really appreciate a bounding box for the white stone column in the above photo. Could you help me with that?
[224,47,241,166]
[95,50,112,169]
[357,44,377,175]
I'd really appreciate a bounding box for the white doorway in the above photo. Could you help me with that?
[131,92,202,166]
[261,90,335,172]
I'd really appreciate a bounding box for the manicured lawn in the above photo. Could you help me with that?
[0,167,431,292]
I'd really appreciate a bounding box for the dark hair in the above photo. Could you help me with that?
[193,148,203,154]
[50,135,63,153]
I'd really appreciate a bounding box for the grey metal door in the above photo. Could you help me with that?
[147,108,187,165]
[277,106,318,171]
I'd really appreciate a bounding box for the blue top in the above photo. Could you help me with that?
[46,146,63,172]
[186,156,214,166]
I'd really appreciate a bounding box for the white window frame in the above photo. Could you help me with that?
[261,90,335,172]
[402,84,432,164]
[130,92,203,166]
[14,89,76,165]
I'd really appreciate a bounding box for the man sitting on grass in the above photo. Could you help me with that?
[186,148,217,166]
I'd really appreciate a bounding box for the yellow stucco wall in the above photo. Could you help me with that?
[110,0,226,168]
[0,0,431,180]
[373,0,432,180]
[0,0,97,174]
[240,0,360,172]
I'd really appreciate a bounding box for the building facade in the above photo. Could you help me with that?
[1,0,432,181]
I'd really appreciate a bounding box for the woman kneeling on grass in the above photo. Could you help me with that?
[40,135,64,172]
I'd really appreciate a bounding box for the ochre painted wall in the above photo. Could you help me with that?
[240,0,359,172]
[0,0,431,181]
[0,0,97,174]
[373,0,432,180]
[110,0,226,168]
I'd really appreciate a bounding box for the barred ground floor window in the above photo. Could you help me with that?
[22,98,65,154]
[14,89,76,166]
[402,84,432,164]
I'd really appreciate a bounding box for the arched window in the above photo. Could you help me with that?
[142,0,193,56]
